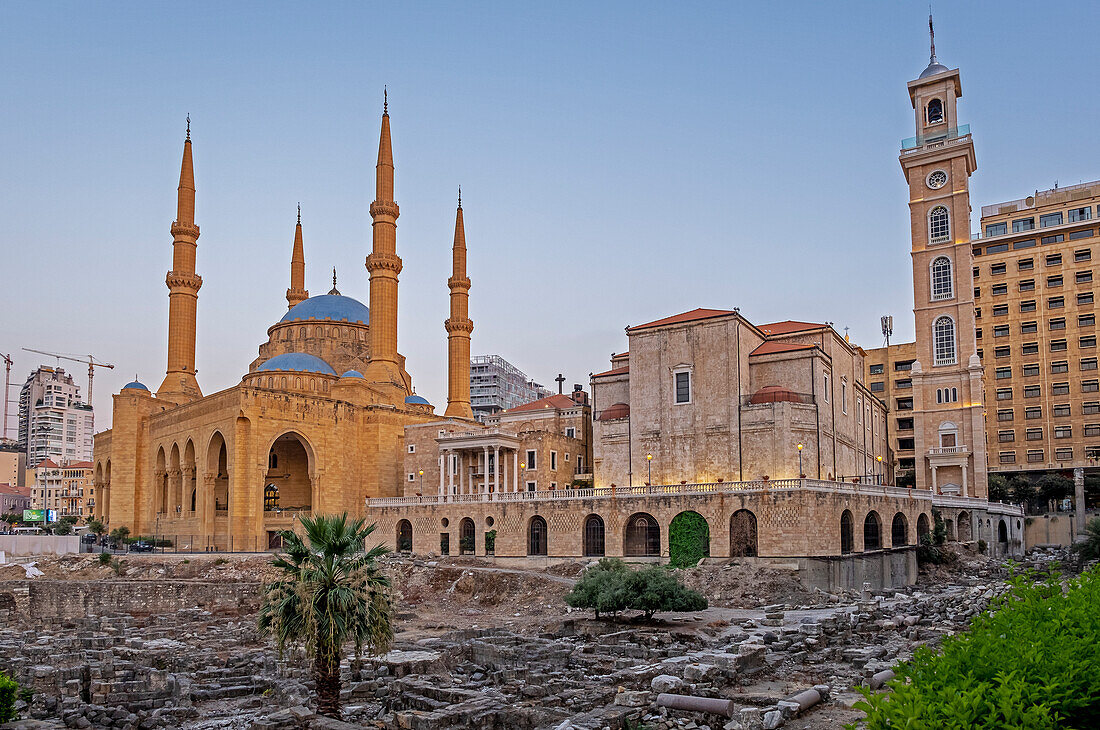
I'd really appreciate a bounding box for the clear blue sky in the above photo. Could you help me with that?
[3,1,1099,430]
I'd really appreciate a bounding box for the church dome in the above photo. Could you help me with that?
[404,394,430,405]
[122,380,149,391]
[919,61,949,79]
[280,294,370,325]
[257,352,337,376]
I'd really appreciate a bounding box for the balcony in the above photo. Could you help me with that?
[901,124,971,152]
[929,445,968,455]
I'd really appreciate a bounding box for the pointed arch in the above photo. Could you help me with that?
[863,511,882,551]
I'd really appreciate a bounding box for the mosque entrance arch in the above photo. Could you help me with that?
[264,432,315,514]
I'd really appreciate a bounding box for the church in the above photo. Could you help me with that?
[92,100,479,551]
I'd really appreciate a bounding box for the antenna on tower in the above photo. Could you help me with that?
[928,7,937,64]
[881,315,894,348]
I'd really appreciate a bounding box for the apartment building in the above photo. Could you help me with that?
[864,342,918,483]
[17,367,94,464]
[469,355,551,421]
[974,181,1100,474]
[30,459,94,517]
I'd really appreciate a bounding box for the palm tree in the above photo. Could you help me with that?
[258,513,393,718]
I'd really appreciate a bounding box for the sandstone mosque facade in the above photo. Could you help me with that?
[95,34,1025,586]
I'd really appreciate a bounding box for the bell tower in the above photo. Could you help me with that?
[902,17,987,499]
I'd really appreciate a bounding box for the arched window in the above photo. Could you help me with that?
[929,205,950,244]
[459,518,476,555]
[939,421,958,448]
[624,513,661,557]
[528,516,548,556]
[269,452,278,469]
[730,509,758,557]
[840,510,854,554]
[891,513,909,546]
[931,256,954,300]
[933,316,956,365]
[927,98,944,124]
[864,511,882,551]
[396,519,412,553]
[583,514,605,557]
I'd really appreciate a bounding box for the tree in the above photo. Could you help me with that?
[0,513,22,527]
[1009,476,1037,513]
[87,519,107,538]
[258,513,393,719]
[1072,517,1100,564]
[1037,473,1073,508]
[987,474,1010,503]
[565,558,631,618]
[52,521,72,536]
[565,559,707,620]
[109,526,130,545]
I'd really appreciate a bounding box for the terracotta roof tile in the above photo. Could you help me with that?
[597,402,630,421]
[750,341,817,356]
[67,461,93,469]
[757,320,826,335]
[592,365,629,378]
[506,394,581,413]
[627,308,736,332]
[34,459,59,469]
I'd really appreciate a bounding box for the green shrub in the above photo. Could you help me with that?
[484,530,497,554]
[0,671,17,722]
[1072,517,1100,563]
[565,559,707,619]
[97,552,112,566]
[977,539,987,555]
[668,511,710,568]
[852,567,1100,729]
[109,526,131,543]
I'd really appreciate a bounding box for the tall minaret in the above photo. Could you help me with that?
[157,117,204,405]
[363,89,405,390]
[902,18,987,499]
[444,188,474,419]
[286,204,309,309]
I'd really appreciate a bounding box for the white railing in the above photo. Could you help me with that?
[928,445,968,455]
[367,479,932,508]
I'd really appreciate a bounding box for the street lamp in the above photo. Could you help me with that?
[418,469,424,493]
[796,443,804,478]
[876,455,884,485]
[520,463,527,492]
[646,454,653,485]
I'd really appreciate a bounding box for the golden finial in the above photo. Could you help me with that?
[457,185,462,209]
[383,86,388,115]
[297,202,301,225]
[185,114,191,141]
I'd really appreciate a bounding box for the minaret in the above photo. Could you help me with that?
[157,116,204,405]
[286,204,309,309]
[363,89,405,390]
[901,19,987,499]
[444,188,474,419]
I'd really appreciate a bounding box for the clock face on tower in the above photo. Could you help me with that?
[927,170,948,190]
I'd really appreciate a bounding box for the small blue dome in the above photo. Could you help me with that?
[122,381,149,392]
[280,294,370,325]
[257,353,337,376]
[341,370,364,378]
[405,394,431,405]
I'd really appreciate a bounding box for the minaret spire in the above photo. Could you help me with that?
[363,90,405,392]
[157,117,204,404]
[286,204,308,310]
[444,189,474,419]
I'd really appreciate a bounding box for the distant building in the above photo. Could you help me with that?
[470,355,551,421]
[863,342,918,483]
[30,459,94,518]
[0,484,30,518]
[18,367,94,465]
[0,444,24,489]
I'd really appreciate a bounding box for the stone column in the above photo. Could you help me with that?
[447,450,455,495]
[439,453,445,495]
[931,465,938,493]
[962,464,968,498]
[494,447,500,493]
[483,447,490,494]
[1075,467,1086,535]
[513,451,519,492]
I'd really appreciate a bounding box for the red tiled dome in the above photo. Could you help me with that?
[749,386,801,404]
[598,402,630,421]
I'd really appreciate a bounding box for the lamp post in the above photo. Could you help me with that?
[876,455,884,485]
[418,469,424,493]
[797,443,804,478]
[646,453,653,485]
[520,463,526,492]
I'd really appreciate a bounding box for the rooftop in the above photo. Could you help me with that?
[750,341,817,356]
[627,308,736,332]
[757,320,826,336]
[505,394,582,413]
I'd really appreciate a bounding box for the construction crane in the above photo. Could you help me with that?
[21,348,115,410]
[1,353,11,440]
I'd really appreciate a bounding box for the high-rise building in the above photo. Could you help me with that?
[17,367,94,465]
[470,355,551,421]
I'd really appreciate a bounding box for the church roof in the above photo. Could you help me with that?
[757,320,826,335]
[627,308,736,332]
[506,394,580,413]
[592,365,629,378]
[919,61,950,79]
[750,342,817,356]
[280,294,370,325]
[257,352,337,376]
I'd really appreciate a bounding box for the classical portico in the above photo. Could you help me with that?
[436,430,522,495]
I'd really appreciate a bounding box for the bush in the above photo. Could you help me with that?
[51,521,72,536]
[988,474,1010,503]
[916,532,954,566]
[0,671,17,722]
[565,559,707,619]
[109,526,131,543]
[668,511,710,568]
[852,567,1100,729]
[1072,517,1100,564]
[97,552,112,566]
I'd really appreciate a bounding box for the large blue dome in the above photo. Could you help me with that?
[280,294,370,325]
[257,353,337,376]
[122,380,149,391]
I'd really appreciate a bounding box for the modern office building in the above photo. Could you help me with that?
[17,367,94,465]
[469,355,551,421]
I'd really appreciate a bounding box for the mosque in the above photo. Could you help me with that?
[92,99,478,550]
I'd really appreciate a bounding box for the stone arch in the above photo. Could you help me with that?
[396,519,412,553]
[669,511,710,566]
[155,446,168,515]
[583,514,605,557]
[891,512,909,547]
[729,509,758,557]
[169,442,183,516]
[184,439,197,513]
[957,511,972,542]
[206,431,229,512]
[998,519,1008,545]
[459,517,476,555]
[264,431,316,512]
[623,512,660,557]
[944,517,956,542]
[528,515,548,556]
[840,509,854,554]
[917,512,931,541]
[863,511,882,551]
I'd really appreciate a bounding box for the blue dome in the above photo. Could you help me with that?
[122,381,149,391]
[405,394,431,405]
[341,370,364,378]
[280,294,370,325]
[257,353,337,376]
